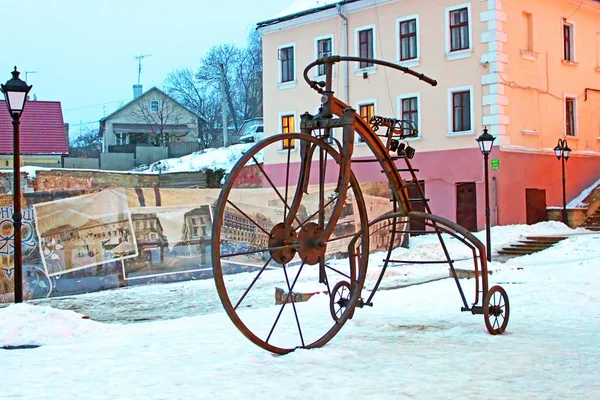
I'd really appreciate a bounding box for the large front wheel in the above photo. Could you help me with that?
[211,134,369,354]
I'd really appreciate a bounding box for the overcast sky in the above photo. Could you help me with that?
[0,0,295,140]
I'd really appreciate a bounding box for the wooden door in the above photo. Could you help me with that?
[408,180,426,234]
[526,188,547,225]
[456,182,477,232]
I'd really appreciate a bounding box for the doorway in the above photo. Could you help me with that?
[456,182,477,232]
[525,188,547,224]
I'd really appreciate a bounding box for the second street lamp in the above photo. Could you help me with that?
[476,127,495,263]
[1,67,32,303]
[553,138,571,225]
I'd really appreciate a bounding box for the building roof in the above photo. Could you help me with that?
[99,86,205,124]
[0,100,68,155]
[257,0,360,28]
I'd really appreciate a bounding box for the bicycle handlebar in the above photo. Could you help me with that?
[303,55,438,93]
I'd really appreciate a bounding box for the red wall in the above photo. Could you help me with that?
[497,151,600,225]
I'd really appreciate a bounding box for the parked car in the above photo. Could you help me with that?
[238,118,264,144]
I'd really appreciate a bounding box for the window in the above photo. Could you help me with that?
[452,91,471,132]
[279,46,294,82]
[357,28,374,68]
[150,100,159,112]
[523,12,533,52]
[316,36,333,76]
[400,96,419,135]
[563,23,574,62]
[399,18,417,61]
[449,7,469,51]
[281,114,295,149]
[565,97,576,136]
[358,102,375,142]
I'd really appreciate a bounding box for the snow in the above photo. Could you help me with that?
[134,143,255,174]
[567,177,600,208]
[2,222,600,399]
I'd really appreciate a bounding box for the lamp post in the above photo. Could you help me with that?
[476,127,495,262]
[1,67,32,303]
[553,138,571,225]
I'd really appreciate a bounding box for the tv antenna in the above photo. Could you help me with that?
[135,54,152,85]
[25,71,37,83]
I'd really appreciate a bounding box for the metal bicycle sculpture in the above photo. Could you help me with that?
[211,56,509,355]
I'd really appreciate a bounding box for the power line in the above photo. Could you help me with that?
[565,0,585,20]
[64,98,129,112]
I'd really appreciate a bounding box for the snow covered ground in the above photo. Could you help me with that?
[1,222,599,399]
[134,143,255,174]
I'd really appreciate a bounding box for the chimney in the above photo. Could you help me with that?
[133,84,143,99]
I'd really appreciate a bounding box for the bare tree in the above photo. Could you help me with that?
[164,30,264,148]
[69,128,102,158]
[130,92,197,147]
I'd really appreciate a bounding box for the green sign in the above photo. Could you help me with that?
[491,159,500,170]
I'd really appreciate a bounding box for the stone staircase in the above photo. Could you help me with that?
[582,208,600,231]
[498,235,568,257]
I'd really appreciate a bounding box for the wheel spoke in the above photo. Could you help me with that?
[234,256,274,310]
[226,199,271,236]
[266,261,307,344]
[252,156,301,226]
[221,244,296,259]
[284,145,292,220]
[282,262,305,347]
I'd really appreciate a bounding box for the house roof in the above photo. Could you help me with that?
[0,100,68,155]
[257,0,360,29]
[99,86,205,124]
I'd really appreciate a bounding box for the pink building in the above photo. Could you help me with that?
[257,0,600,230]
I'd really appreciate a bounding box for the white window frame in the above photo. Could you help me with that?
[447,85,475,136]
[445,3,473,61]
[355,99,377,144]
[396,15,420,68]
[278,43,297,89]
[397,93,421,140]
[314,34,335,78]
[564,94,578,137]
[278,110,297,151]
[354,24,377,75]
[562,20,576,64]
[150,100,159,112]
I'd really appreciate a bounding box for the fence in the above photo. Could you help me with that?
[168,141,200,158]
[63,157,100,169]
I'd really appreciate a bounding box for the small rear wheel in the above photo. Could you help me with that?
[484,285,509,334]
[329,280,352,321]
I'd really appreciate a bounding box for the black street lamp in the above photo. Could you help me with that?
[476,127,495,262]
[553,138,571,225]
[1,67,32,303]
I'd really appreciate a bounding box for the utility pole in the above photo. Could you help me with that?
[220,63,228,147]
[135,54,152,85]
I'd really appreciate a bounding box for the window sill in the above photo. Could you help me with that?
[564,135,579,140]
[445,49,472,61]
[398,58,420,68]
[446,130,475,137]
[561,60,578,67]
[314,72,336,80]
[520,50,538,61]
[278,147,298,153]
[278,80,297,90]
[354,66,377,77]
[405,136,422,141]
[521,129,539,135]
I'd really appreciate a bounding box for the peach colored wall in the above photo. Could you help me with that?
[503,0,600,153]
[261,0,490,166]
